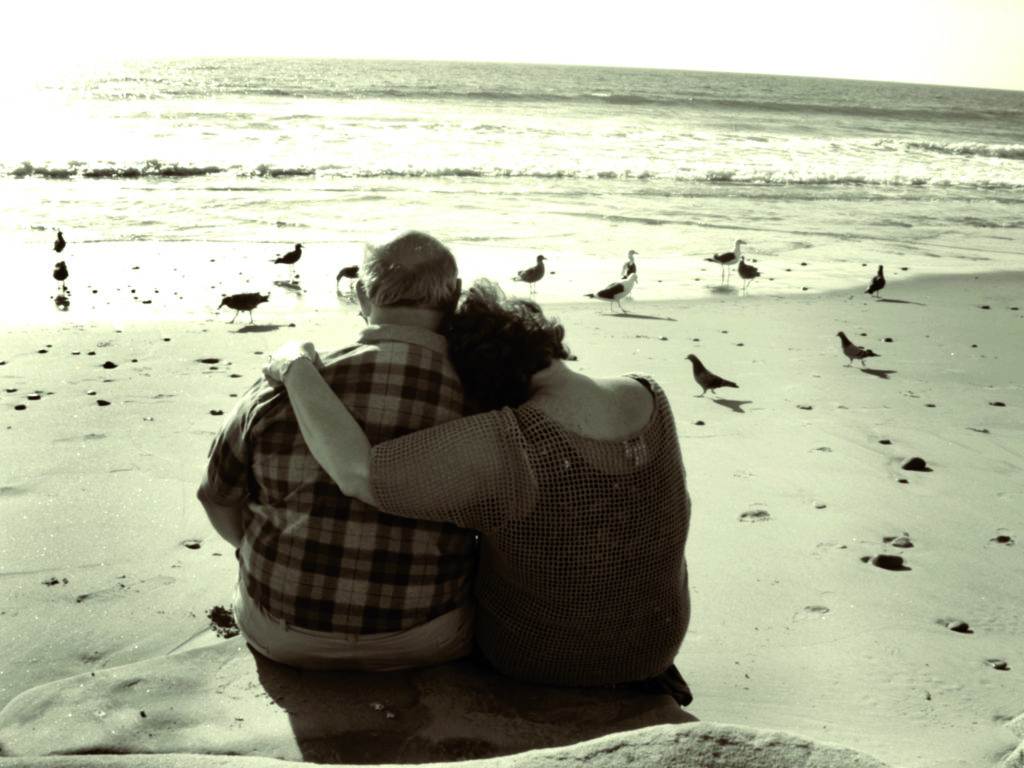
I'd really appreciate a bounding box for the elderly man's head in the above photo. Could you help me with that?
[359,231,459,314]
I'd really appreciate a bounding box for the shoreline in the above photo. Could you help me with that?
[1,268,1022,767]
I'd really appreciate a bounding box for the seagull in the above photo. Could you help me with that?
[685,354,738,396]
[585,273,638,313]
[273,243,303,279]
[737,257,760,292]
[336,265,359,300]
[707,239,746,283]
[53,230,66,254]
[53,260,69,291]
[837,331,879,367]
[866,265,885,299]
[218,292,269,324]
[621,249,638,279]
[513,254,546,295]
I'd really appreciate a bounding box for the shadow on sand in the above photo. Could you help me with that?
[860,367,897,380]
[710,398,752,414]
[605,312,677,321]
[708,284,738,295]
[236,323,288,333]
[877,298,926,306]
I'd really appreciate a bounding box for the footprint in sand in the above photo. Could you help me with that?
[882,534,914,548]
[739,509,770,523]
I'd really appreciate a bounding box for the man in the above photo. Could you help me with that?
[197,231,476,670]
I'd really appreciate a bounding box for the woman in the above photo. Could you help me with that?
[265,280,693,704]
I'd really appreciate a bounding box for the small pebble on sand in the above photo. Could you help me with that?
[945,620,972,633]
[988,401,1006,407]
[96,399,111,407]
[879,439,892,445]
[986,659,1010,671]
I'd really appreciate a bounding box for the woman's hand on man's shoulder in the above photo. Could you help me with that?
[263,341,322,386]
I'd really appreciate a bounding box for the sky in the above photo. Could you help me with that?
[7,0,1024,91]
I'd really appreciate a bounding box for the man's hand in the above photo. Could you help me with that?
[263,341,322,386]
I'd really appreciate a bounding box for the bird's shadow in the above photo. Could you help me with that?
[708,285,738,295]
[605,313,677,321]
[860,367,897,380]
[710,398,752,414]
[877,298,925,306]
[235,323,288,334]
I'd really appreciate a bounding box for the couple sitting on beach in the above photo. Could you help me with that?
[197,231,693,706]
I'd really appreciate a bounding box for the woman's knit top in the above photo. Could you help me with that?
[370,374,691,686]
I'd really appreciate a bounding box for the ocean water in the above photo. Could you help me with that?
[3,59,1023,322]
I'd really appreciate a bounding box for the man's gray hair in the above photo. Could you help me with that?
[361,231,459,309]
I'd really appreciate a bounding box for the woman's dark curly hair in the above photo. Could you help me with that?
[445,279,572,412]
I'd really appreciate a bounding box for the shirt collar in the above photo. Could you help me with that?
[357,323,449,356]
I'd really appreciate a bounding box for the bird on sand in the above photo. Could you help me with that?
[53,230,66,254]
[685,354,738,396]
[837,331,879,367]
[866,265,885,299]
[273,243,303,278]
[218,292,269,324]
[53,260,69,291]
[585,273,638,314]
[513,254,546,295]
[621,249,638,279]
[707,239,746,282]
[737,257,761,292]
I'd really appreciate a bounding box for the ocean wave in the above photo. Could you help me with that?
[5,161,1024,190]
[899,140,1024,160]
[9,161,226,179]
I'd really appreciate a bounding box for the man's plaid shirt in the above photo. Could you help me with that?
[201,324,477,635]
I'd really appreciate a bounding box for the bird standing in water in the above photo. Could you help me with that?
[737,257,760,292]
[866,265,885,299]
[836,331,879,367]
[53,230,66,254]
[708,239,746,283]
[513,254,546,296]
[621,250,638,279]
[685,354,738,396]
[53,260,69,291]
[273,244,303,280]
[336,265,359,300]
[218,292,270,324]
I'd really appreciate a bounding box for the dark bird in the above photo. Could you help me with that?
[621,249,638,279]
[335,264,359,295]
[738,257,761,292]
[585,273,638,314]
[218,292,269,324]
[336,265,359,282]
[707,239,746,282]
[53,260,69,290]
[866,265,885,298]
[53,230,66,254]
[273,243,303,279]
[837,331,879,366]
[512,254,546,295]
[685,354,738,396]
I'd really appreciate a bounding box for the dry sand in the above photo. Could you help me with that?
[1,269,1021,767]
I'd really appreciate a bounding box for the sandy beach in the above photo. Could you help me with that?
[1,265,1022,767]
